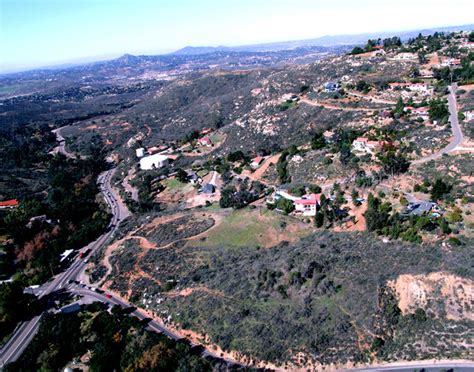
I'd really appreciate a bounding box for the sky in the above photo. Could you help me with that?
[1,0,473,72]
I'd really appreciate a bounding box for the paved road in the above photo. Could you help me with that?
[412,85,464,164]
[0,167,127,365]
[70,286,236,364]
[353,361,474,371]
[51,126,76,158]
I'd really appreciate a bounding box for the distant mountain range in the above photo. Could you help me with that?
[171,24,474,55]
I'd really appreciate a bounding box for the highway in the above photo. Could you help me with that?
[0,167,128,365]
[412,84,464,164]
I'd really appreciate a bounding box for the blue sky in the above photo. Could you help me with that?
[1,0,473,72]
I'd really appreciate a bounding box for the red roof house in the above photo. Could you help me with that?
[0,199,19,209]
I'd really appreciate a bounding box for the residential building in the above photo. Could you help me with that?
[323,130,335,143]
[388,82,433,93]
[200,127,213,135]
[200,183,215,194]
[324,82,340,92]
[404,106,430,118]
[198,136,213,147]
[136,148,145,158]
[465,111,474,121]
[352,137,384,154]
[186,171,200,184]
[294,194,321,216]
[251,156,264,169]
[139,154,169,170]
[407,201,437,216]
[0,199,19,209]
[393,52,417,60]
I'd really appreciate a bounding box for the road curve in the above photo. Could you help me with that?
[412,85,463,165]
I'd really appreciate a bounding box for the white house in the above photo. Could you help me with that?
[352,137,384,154]
[139,154,169,170]
[251,156,264,169]
[464,111,474,121]
[294,194,321,216]
[405,106,430,118]
[136,148,145,158]
[393,52,417,60]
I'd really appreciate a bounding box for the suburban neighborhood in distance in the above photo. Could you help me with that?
[0,1,473,371]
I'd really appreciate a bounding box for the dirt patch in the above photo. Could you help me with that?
[389,272,473,321]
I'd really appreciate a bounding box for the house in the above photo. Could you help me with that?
[404,106,430,118]
[323,130,335,143]
[198,136,213,147]
[147,145,168,154]
[251,156,264,169]
[324,82,340,92]
[388,83,432,93]
[186,171,200,184]
[136,148,145,158]
[351,137,384,154]
[26,215,52,229]
[294,194,321,216]
[0,199,19,209]
[393,52,417,60]
[407,201,437,216]
[200,183,215,194]
[464,111,474,121]
[200,127,213,135]
[440,57,461,67]
[139,154,169,170]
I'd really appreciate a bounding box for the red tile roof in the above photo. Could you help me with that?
[0,199,19,207]
[252,156,264,165]
[294,194,321,205]
[198,136,212,145]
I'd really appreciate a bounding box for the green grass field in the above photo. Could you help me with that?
[190,207,310,248]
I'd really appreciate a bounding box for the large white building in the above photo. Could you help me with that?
[139,154,169,170]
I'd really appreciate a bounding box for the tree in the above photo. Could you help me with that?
[429,99,449,122]
[394,96,405,116]
[276,198,294,214]
[430,179,451,200]
[314,211,324,227]
[311,132,326,150]
[468,32,474,42]
[378,152,410,175]
[175,168,188,183]
[309,185,322,194]
[364,193,391,232]
[350,46,365,55]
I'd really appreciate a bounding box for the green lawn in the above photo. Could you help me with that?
[190,207,310,248]
[163,177,187,191]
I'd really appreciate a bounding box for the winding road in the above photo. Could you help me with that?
[412,85,464,164]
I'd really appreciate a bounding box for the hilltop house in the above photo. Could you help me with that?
[139,154,169,170]
[198,136,213,147]
[351,137,384,154]
[324,82,340,92]
[393,52,417,60]
[0,199,19,209]
[404,106,430,119]
[294,194,321,216]
[388,82,433,93]
[251,156,264,169]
